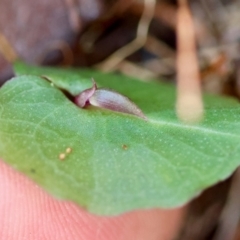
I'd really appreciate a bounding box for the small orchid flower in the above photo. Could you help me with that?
[75,79,147,120]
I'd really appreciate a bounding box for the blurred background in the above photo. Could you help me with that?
[1,0,240,239]
[1,0,240,98]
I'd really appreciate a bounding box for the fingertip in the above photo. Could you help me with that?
[0,160,184,240]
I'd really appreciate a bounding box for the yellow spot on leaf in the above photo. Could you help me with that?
[66,147,72,154]
[59,153,66,160]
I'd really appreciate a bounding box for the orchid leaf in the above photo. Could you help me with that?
[0,62,239,215]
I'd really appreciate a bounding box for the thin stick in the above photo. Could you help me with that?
[64,0,81,32]
[95,0,156,72]
[213,168,240,240]
[176,0,204,123]
[0,33,18,62]
[118,60,157,80]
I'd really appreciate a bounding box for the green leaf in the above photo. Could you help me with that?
[0,62,240,215]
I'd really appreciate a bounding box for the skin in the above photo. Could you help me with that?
[0,160,184,240]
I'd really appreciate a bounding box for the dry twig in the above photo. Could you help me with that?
[95,0,156,72]
[118,60,157,80]
[176,0,203,123]
[0,33,18,62]
[213,168,240,240]
[64,0,81,32]
[79,0,134,53]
